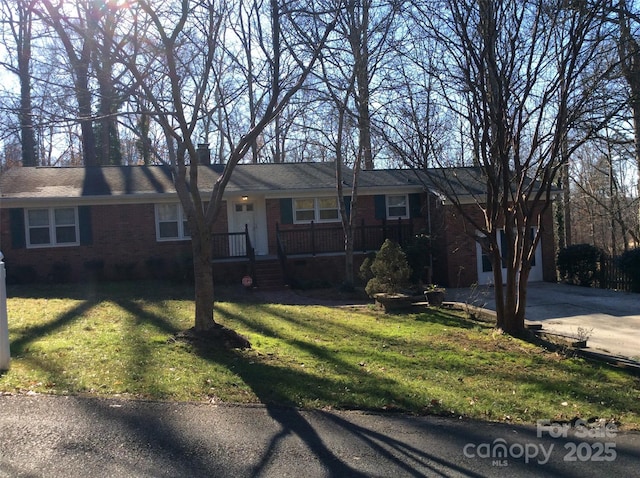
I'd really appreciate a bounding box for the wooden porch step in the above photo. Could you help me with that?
[253,260,286,289]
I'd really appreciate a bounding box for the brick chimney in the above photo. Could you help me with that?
[197,143,211,165]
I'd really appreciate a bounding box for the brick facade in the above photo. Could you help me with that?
[428,198,557,287]
[0,202,231,283]
[0,191,556,288]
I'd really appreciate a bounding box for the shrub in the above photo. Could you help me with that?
[364,239,412,297]
[170,253,194,283]
[83,259,105,282]
[618,248,640,292]
[6,265,37,285]
[114,262,137,281]
[358,252,376,284]
[145,256,165,279]
[50,262,72,283]
[557,244,602,287]
[402,233,431,283]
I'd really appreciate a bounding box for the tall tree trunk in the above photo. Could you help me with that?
[18,1,37,166]
[77,72,98,166]
[191,231,216,332]
[348,0,374,170]
[618,0,640,239]
[632,100,640,236]
[344,229,355,287]
[39,0,97,166]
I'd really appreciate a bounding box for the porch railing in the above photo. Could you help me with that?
[212,232,246,258]
[212,224,256,284]
[276,229,289,286]
[275,218,414,256]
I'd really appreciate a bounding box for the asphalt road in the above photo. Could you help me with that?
[449,282,640,361]
[1,395,639,477]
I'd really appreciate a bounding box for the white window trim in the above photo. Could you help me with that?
[386,194,409,219]
[25,207,80,249]
[293,197,341,224]
[477,227,541,274]
[155,203,191,241]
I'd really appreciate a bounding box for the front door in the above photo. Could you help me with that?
[231,202,256,256]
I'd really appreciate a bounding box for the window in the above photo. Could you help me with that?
[235,203,254,214]
[318,197,339,220]
[387,195,408,218]
[294,198,315,222]
[155,203,190,240]
[26,207,79,248]
[293,197,339,223]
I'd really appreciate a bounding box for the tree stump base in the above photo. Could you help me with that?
[173,325,251,350]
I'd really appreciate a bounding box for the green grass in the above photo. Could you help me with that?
[2,281,640,429]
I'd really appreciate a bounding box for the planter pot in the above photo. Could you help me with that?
[425,290,445,307]
[374,293,414,313]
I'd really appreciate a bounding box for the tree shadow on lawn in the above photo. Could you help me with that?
[6,289,640,475]
[185,303,640,476]
[192,305,415,411]
[10,299,97,356]
[9,294,183,356]
[213,301,640,427]
[184,308,488,477]
[6,296,185,396]
[225,301,483,352]
[3,295,234,475]
[7,280,195,302]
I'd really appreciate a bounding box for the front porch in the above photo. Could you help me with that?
[212,219,417,289]
[275,218,415,256]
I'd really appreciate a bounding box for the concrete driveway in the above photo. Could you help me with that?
[449,282,640,361]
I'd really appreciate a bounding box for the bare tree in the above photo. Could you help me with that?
[375,25,453,169]
[0,0,37,166]
[34,0,100,165]
[616,0,640,237]
[410,0,612,334]
[311,0,400,286]
[90,0,131,165]
[112,0,338,334]
[571,134,639,253]
[320,53,361,288]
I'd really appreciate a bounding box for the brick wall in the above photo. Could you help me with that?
[1,193,556,288]
[0,202,230,283]
[432,203,480,287]
[285,254,369,287]
[428,197,557,287]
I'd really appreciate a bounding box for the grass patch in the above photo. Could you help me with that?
[2,281,640,429]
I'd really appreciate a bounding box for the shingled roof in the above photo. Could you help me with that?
[0,162,428,202]
[0,162,512,206]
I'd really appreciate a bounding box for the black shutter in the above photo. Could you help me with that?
[343,196,352,219]
[78,206,93,245]
[9,209,25,249]
[409,193,422,218]
[280,198,293,224]
[374,195,386,220]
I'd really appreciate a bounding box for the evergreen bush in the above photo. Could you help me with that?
[618,248,640,292]
[364,239,412,297]
[557,243,602,287]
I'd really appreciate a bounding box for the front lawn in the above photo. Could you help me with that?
[2,281,639,429]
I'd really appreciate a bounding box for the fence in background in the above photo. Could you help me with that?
[599,256,633,292]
